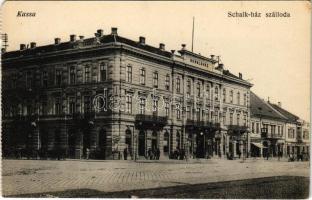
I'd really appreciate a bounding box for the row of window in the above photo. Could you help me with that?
[8,64,108,89]
[251,122,285,136]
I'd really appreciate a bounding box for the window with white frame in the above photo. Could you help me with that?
[85,65,91,83]
[165,74,170,90]
[153,72,158,88]
[165,102,169,117]
[176,77,181,93]
[196,82,201,97]
[100,64,107,82]
[139,98,146,114]
[69,66,76,85]
[230,90,233,103]
[126,65,132,83]
[140,68,145,85]
[223,88,226,103]
[126,95,132,114]
[176,104,181,120]
[237,92,240,105]
[215,86,219,101]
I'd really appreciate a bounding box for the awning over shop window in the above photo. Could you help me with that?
[251,142,267,148]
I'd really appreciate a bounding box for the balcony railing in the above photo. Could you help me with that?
[186,119,220,131]
[135,114,168,128]
[227,125,248,135]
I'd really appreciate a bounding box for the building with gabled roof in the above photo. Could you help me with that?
[249,91,287,158]
[269,102,309,158]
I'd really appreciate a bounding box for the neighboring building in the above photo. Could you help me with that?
[249,92,287,157]
[250,92,310,158]
[1,27,253,160]
[269,103,310,157]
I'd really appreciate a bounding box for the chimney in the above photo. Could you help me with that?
[210,55,215,59]
[30,42,36,48]
[181,44,186,50]
[238,72,242,79]
[111,27,118,35]
[97,29,103,37]
[278,102,282,107]
[20,44,26,50]
[54,38,61,45]
[218,63,224,70]
[159,43,165,51]
[79,35,84,41]
[70,34,76,42]
[139,36,145,45]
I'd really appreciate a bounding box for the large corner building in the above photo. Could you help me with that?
[2,28,253,160]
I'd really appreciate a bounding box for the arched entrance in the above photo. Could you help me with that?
[151,131,158,150]
[163,131,169,154]
[68,129,76,158]
[125,129,132,157]
[138,130,146,156]
[196,132,205,158]
[176,131,181,150]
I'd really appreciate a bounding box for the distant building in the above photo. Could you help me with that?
[250,91,310,158]
[1,27,252,160]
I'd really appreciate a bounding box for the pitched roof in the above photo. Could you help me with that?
[269,103,299,123]
[250,91,287,121]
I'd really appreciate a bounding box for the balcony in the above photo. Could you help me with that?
[186,119,220,131]
[135,114,168,130]
[227,125,248,136]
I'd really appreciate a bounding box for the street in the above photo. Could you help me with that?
[2,158,310,197]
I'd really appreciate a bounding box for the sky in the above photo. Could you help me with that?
[1,1,311,121]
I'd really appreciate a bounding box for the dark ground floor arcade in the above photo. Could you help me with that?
[3,119,252,160]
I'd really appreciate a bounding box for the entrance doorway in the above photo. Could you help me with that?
[138,130,145,156]
[68,129,76,158]
[196,133,205,158]
[151,131,157,150]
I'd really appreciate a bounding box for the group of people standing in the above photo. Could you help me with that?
[147,148,160,160]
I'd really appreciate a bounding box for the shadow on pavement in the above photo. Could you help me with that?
[7,176,309,199]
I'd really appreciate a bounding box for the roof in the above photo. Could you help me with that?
[269,103,299,123]
[2,32,250,86]
[250,91,287,121]
[2,34,173,59]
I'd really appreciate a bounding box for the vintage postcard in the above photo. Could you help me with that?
[1,1,310,198]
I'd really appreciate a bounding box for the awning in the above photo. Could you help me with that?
[251,142,267,148]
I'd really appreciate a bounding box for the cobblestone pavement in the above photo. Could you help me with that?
[1,158,309,196]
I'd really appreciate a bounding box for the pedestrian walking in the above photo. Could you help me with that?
[238,150,241,159]
[156,148,160,160]
[124,148,128,160]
